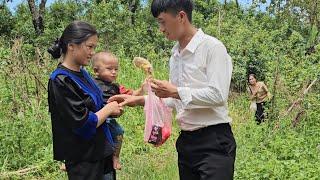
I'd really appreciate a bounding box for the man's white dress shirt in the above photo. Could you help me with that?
[164,29,233,131]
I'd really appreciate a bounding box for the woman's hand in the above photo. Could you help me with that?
[105,101,123,116]
[96,101,123,127]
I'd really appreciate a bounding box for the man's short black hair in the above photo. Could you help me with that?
[151,0,194,22]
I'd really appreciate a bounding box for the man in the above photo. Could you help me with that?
[109,0,236,179]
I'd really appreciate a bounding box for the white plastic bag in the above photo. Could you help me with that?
[250,101,257,112]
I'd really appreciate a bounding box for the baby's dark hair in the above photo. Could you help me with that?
[151,0,194,22]
[48,21,97,59]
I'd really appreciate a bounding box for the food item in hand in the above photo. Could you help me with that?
[133,57,153,76]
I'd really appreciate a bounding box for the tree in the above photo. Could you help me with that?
[27,0,46,35]
[235,0,239,9]
[0,5,15,37]
[128,0,139,24]
[119,0,140,25]
[266,0,319,30]
[193,0,219,19]
[1,0,11,7]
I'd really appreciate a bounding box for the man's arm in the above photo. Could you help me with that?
[108,94,145,107]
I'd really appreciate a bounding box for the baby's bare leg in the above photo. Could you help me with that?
[113,135,123,170]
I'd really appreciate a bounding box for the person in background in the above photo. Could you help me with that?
[247,73,271,124]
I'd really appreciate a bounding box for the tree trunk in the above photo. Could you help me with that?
[128,0,139,25]
[311,0,319,30]
[27,0,46,35]
[235,0,239,9]
[39,0,46,33]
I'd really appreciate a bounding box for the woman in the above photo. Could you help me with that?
[48,21,121,180]
[247,74,271,124]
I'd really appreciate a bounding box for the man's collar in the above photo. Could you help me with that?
[172,29,205,56]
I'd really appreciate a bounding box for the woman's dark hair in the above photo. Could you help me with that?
[151,0,194,22]
[48,21,97,59]
[248,73,257,83]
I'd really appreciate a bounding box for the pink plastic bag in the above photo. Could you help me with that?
[144,83,172,146]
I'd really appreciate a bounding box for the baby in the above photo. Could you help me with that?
[92,51,145,170]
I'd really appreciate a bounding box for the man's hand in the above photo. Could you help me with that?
[150,79,180,99]
[108,94,144,107]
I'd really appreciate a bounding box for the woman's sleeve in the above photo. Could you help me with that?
[49,75,98,140]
